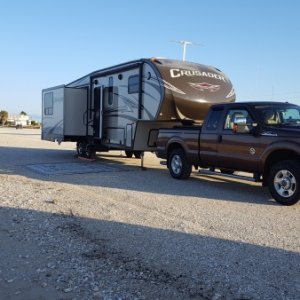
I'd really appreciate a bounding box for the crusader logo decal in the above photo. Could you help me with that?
[188,82,220,92]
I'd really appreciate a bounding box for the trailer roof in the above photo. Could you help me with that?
[66,58,146,88]
[66,58,223,88]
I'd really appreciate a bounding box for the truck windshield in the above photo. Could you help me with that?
[255,104,300,126]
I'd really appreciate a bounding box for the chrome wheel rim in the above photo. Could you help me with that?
[273,169,297,198]
[171,155,182,175]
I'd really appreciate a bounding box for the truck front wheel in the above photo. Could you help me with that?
[267,160,300,205]
[168,148,191,179]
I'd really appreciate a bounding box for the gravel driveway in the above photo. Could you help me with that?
[0,127,299,299]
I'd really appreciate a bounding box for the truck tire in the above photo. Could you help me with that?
[267,160,300,205]
[168,148,192,179]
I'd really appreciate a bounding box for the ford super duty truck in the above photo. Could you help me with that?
[156,101,300,205]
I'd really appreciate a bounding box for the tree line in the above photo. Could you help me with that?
[0,110,28,125]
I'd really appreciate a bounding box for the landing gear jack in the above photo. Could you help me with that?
[140,152,146,171]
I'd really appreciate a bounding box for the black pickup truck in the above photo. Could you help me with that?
[156,101,300,205]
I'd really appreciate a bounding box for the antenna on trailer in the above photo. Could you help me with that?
[171,40,203,61]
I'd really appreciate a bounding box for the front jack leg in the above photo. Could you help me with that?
[140,152,146,171]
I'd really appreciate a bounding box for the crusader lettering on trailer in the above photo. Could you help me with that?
[170,68,226,82]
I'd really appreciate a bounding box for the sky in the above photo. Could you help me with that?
[0,0,300,119]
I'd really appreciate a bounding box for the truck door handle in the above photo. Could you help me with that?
[218,135,222,142]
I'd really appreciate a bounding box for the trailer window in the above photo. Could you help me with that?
[128,75,139,94]
[44,92,53,115]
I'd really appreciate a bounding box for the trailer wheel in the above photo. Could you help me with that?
[76,142,86,157]
[85,146,96,159]
[168,148,191,179]
[267,160,300,206]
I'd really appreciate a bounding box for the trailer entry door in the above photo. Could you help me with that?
[93,86,104,138]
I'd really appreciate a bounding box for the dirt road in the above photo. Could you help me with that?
[0,127,299,299]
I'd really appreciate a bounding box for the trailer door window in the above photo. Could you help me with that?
[128,75,139,94]
[108,76,114,106]
[44,92,53,115]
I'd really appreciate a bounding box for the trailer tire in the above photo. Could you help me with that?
[267,160,300,206]
[76,142,86,157]
[168,148,191,179]
[85,146,96,159]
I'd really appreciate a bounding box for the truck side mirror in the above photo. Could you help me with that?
[233,117,250,133]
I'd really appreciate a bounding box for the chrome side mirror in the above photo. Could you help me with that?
[233,117,249,133]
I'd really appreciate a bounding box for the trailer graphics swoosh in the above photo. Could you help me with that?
[157,78,186,95]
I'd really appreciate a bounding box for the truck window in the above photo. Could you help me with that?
[282,108,300,124]
[206,110,223,131]
[224,109,253,131]
[256,106,300,125]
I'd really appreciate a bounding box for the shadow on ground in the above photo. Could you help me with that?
[0,146,281,206]
[0,206,299,299]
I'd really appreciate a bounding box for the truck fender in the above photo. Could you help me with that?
[165,137,189,166]
[260,141,300,185]
[260,140,300,167]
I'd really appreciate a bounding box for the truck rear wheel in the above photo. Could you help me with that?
[267,160,300,205]
[168,148,191,179]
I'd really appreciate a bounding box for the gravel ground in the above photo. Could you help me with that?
[0,127,299,299]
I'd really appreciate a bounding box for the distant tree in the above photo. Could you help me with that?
[20,111,27,116]
[0,110,8,125]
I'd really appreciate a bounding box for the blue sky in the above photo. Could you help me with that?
[0,0,300,119]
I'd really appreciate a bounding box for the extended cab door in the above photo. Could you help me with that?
[216,107,262,172]
[199,106,225,166]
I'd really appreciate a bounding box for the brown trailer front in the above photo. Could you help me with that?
[151,58,235,122]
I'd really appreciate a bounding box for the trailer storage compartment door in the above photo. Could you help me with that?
[133,120,181,151]
[42,86,87,142]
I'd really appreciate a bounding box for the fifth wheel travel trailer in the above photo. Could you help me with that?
[42,58,235,158]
